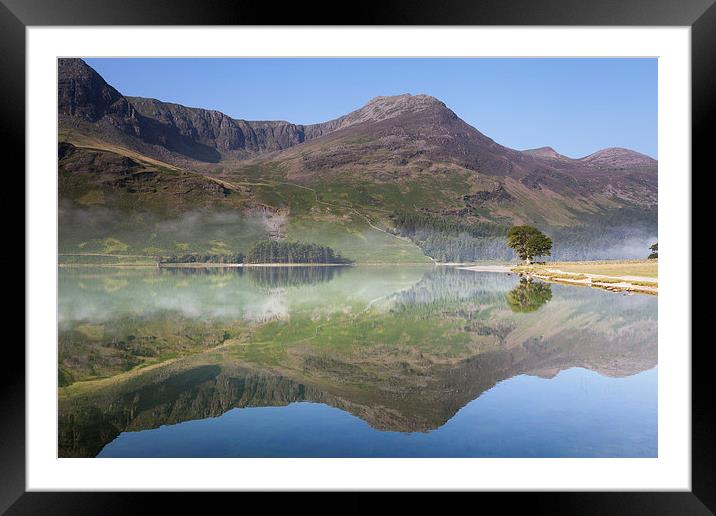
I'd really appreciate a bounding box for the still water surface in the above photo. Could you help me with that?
[58,265,657,458]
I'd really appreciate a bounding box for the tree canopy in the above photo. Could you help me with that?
[390,211,512,261]
[246,240,350,264]
[159,253,244,264]
[506,226,552,263]
[648,242,658,259]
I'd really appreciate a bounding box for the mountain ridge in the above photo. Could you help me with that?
[57,58,658,262]
[59,58,655,168]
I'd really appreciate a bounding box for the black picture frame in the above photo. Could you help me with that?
[4,0,711,512]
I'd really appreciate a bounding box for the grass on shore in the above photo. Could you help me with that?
[539,259,658,279]
[512,259,658,295]
[59,254,158,266]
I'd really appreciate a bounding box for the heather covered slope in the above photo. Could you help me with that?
[215,93,656,259]
[57,141,429,262]
[58,142,272,257]
[58,58,657,262]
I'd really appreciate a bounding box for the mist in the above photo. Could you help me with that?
[59,203,271,255]
[548,225,657,261]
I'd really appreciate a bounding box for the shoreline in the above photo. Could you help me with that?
[458,265,513,273]
[158,262,352,268]
[58,259,658,296]
[462,261,658,295]
[59,261,440,268]
[516,262,656,295]
[58,262,354,268]
[516,270,657,295]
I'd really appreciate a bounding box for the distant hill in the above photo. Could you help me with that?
[58,58,657,262]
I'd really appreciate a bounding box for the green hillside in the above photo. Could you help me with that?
[57,58,657,264]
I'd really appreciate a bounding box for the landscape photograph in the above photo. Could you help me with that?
[57,57,657,458]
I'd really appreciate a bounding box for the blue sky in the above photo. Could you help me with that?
[85,58,657,159]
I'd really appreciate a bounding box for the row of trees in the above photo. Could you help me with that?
[245,240,351,264]
[396,221,554,264]
[393,206,657,262]
[156,227,651,265]
[159,253,245,264]
[157,241,349,265]
[391,211,508,239]
[416,234,513,262]
[391,211,513,261]
[247,265,344,288]
[509,226,659,262]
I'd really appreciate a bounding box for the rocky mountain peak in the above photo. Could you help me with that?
[58,58,130,122]
[523,146,565,159]
[355,93,446,122]
[366,93,443,108]
[580,147,656,168]
[303,93,451,139]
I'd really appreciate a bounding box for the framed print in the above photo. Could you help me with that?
[4,0,713,512]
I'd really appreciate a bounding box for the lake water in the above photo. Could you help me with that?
[58,265,657,458]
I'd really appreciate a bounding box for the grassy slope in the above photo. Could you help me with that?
[208,158,499,263]
[59,143,431,263]
[59,131,656,264]
[211,131,657,262]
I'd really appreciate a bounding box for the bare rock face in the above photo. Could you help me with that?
[124,93,452,156]
[58,59,221,161]
[58,58,132,122]
[59,59,307,161]
[126,97,310,154]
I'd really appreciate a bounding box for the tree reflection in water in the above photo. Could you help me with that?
[506,278,552,313]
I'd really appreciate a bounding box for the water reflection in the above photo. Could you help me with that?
[506,279,553,312]
[159,266,246,277]
[246,265,347,289]
[158,265,348,289]
[58,266,657,458]
[96,367,658,458]
[59,266,347,326]
[390,267,510,314]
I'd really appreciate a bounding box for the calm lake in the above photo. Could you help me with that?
[58,265,657,458]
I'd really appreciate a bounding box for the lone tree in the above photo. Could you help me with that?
[507,225,552,264]
[648,242,658,259]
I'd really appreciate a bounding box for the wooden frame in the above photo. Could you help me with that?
[4,0,711,512]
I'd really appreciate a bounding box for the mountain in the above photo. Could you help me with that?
[125,96,309,158]
[60,58,419,163]
[523,146,567,160]
[57,58,657,262]
[58,58,132,122]
[579,147,657,169]
[58,142,243,213]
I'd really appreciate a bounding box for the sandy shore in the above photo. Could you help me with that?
[521,270,657,295]
[462,261,658,295]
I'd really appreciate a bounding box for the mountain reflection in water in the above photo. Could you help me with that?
[58,266,657,458]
